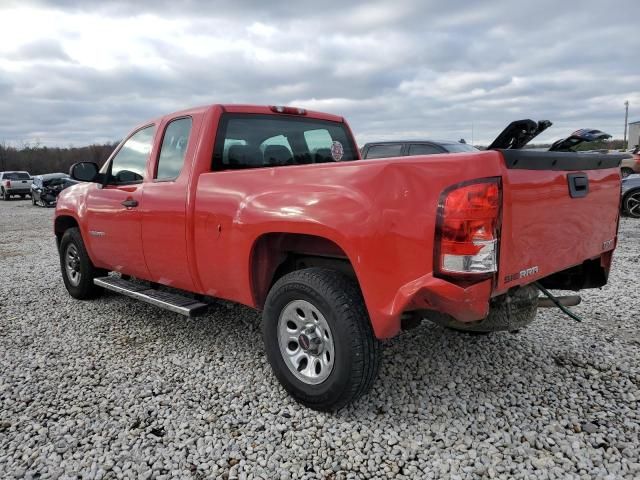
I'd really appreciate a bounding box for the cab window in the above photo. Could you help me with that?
[108,125,155,184]
[364,144,403,159]
[408,144,443,155]
[214,114,358,170]
[156,117,192,180]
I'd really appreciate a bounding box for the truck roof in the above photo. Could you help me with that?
[139,104,346,130]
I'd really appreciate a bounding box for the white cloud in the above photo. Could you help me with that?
[0,0,638,146]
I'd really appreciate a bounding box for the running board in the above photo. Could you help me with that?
[94,277,208,317]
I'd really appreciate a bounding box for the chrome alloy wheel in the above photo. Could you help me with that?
[626,192,640,218]
[277,299,335,385]
[65,243,82,287]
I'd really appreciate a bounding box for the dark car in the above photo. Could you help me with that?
[621,174,640,218]
[31,173,77,207]
[361,140,479,159]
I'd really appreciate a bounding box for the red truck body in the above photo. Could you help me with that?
[54,103,624,409]
[55,104,620,340]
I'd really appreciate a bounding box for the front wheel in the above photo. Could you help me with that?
[59,227,105,299]
[262,268,381,411]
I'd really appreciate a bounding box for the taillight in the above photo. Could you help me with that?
[435,178,501,282]
[5,180,10,187]
[269,105,307,115]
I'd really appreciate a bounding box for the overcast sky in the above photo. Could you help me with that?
[0,0,638,147]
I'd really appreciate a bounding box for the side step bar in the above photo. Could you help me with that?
[94,276,208,317]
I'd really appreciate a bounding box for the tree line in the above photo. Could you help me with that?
[0,143,117,175]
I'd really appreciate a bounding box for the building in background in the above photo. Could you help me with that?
[629,120,640,149]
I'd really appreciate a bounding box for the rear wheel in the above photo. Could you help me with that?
[624,190,640,218]
[262,268,381,411]
[621,168,634,178]
[59,227,105,299]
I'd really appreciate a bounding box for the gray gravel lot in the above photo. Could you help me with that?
[0,200,639,479]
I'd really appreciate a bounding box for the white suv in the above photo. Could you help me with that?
[0,171,33,200]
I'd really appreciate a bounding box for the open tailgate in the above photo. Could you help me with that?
[495,150,624,292]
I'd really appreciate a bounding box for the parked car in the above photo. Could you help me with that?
[0,171,32,200]
[55,105,623,411]
[361,140,479,159]
[621,146,640,178]
[621,174,640,218]
[31,173,77,207]
[547,128,611,152]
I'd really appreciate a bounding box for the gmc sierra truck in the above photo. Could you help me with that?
[55,105,623,411]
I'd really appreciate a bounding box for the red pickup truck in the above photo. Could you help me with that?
[55,105,623,410]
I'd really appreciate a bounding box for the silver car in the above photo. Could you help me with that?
[621,174,640,218]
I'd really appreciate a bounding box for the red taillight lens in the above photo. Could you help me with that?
[436,178,501,279]
[6,180,10,187]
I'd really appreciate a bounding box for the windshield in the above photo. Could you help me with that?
[4,172,30,180]
[214,114,358,170]
[441,143,480,153]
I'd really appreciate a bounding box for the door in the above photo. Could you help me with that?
[140,116,197,291]
[84,125,156,278]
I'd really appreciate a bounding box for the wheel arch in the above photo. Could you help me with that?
[54,215,80,247]
[249,232,359,310]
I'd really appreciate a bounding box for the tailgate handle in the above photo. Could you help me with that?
[567,173,589,198]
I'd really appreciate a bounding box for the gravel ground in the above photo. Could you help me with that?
[0,199,638,480]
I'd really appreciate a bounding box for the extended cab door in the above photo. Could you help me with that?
[84,125,155,278]
[140,116,199,291]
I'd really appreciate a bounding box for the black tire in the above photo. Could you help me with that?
[59,227,105,299]
[262,268,381,411]
[621,168,634,178]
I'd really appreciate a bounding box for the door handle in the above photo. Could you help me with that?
[121,199,139,208]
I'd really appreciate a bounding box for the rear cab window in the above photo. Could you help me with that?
[213,114,358,170]
[3,172,31,180]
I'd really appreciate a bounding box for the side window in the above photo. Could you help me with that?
[408,144,443,156]
[156,117,192,180]
[364,144,403,159]
[109,125,155,184]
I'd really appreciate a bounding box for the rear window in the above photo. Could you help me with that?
[364,144,403,159]
[213,114,358,170]
[4,172,30,180]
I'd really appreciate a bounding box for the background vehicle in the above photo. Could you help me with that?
[361,140,479,159]
[55,106,623,411]
[0,171,32,200]
[547,128,611,152]
[31,173,77,207]
[621,146,640,178]
[621,174,640,218]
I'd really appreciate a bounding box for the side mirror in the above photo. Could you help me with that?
[69,162,99,182]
